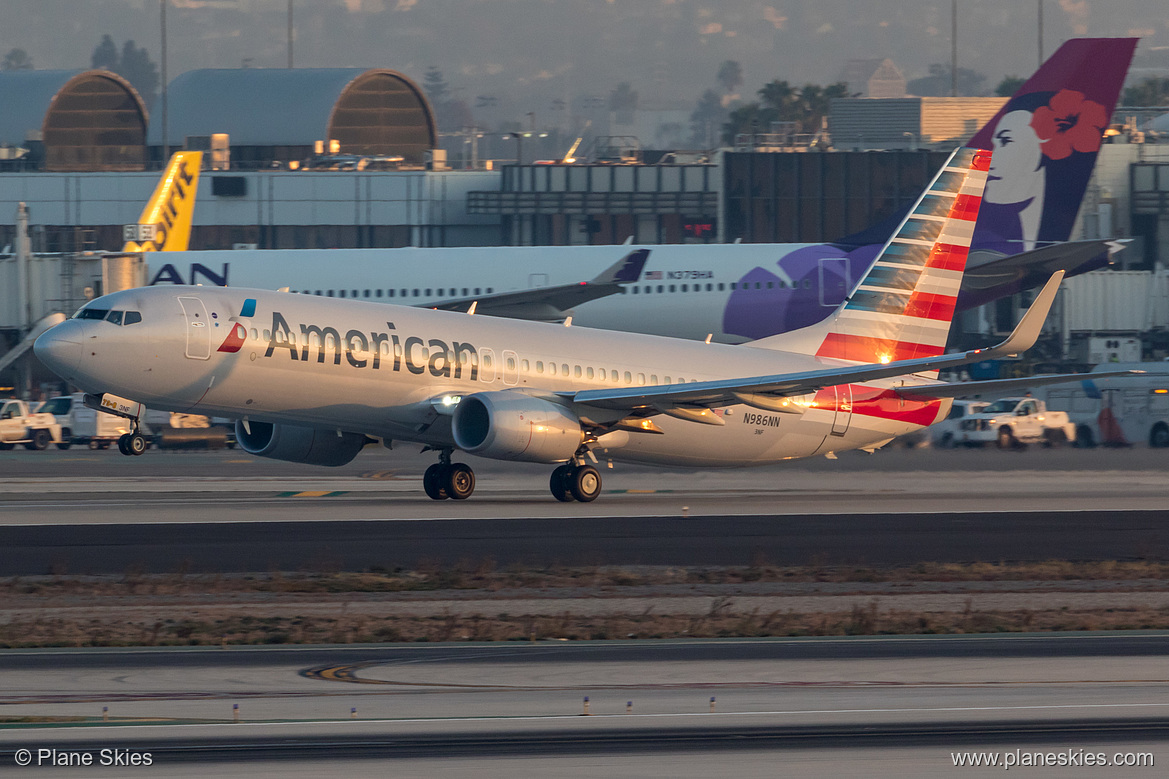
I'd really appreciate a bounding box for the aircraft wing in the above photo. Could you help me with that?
[893,370,1144,400]
[565,272,1064,413]
[424,249,649,320]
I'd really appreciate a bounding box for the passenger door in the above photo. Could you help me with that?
[818,258,850,307]
[177,297,211,360]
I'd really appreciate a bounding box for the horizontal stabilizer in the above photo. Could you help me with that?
[895,369,1144,399]
[568,271,1066,414]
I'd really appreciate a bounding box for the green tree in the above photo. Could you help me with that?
[716,60,743,97]
[423,66,449,104]
[91,35,118,70]
[689,88,727,147]
[118,40,159,107]
[994,75,1025,97]
[1122,77,1169,107]
[1,48,33,71]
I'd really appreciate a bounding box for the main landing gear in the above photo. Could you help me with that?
[549,452,602,503]
[423,448,475,501]
[116,420,148,457]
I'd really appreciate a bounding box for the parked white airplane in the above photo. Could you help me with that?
[143,38,1137,345]
[34,148,1130,501]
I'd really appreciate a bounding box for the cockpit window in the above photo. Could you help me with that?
[74,308,109,320]
[123,311,142,325]
[106,310,123,325]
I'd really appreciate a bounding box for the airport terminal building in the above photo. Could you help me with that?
[4,64,1169,391]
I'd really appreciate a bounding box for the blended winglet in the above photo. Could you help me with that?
[592,249,650,285]
[980,270,1064,359]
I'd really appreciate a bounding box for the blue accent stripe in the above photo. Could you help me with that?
[898,218,943,243]
[241,298,257,318]
[929,170,965,193]
[865,266,921,290]
[913,193,952,218]
[847,289,909,315]
[881,243,930,267]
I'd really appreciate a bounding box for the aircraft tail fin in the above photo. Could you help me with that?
[967,37,1136,254]
[122,151,202,252]
[751,147,991,368]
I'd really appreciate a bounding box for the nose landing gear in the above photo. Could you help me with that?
[423,448,476,500]
[116,421,148,457]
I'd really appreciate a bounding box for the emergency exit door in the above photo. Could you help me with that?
[831,385,852,436]
[177,297,211,360]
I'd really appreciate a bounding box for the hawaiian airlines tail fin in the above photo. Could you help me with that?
[967,37,1136,255]
[752,147,990,367]
[122,151,202,252]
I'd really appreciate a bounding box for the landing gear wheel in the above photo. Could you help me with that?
[117,434,131,456]
[423,463,449,500]
[127,432,148,456]
[550,464,574,502]
[445,463,475,500]
[568,465,602,503]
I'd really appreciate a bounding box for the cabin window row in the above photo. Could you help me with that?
[252,328,694,386]
[294,288,495,299]
[626,279,812,294]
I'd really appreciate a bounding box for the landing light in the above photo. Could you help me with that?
[878,353,892,364]
[441,395,462,407]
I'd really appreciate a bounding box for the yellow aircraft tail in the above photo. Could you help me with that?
[122,151,202,252]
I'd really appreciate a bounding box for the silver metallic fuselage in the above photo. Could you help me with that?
[36,286,949,468]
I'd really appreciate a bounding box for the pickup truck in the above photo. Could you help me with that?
[958,396,1076,449]
[37,393,131,450]
[0,398,64,451]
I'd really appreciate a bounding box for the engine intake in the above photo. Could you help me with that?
[234,420,366,467]
[452,391,582,463]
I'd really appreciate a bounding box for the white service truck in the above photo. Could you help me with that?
[0,399,64,451]
[37,393,131,450]
[958,397,1076,449]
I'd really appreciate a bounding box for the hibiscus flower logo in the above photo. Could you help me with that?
[1028,89,1109,160]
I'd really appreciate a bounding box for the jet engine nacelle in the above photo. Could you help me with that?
[452,391,582,463]
[234,420,366,467]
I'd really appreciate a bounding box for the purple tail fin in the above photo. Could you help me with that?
[967,37,1137,255]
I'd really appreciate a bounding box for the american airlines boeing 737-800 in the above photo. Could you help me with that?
[144,38,1136,345]
[35,148,1134,501]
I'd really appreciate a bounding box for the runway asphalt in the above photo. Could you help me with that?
[0,636,1167,776]
[1,509,1167,575]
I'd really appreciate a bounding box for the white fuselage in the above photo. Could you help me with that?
[147,243,865,345]
[39,286,950,468]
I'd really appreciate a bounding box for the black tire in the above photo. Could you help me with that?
[0,441,13,451]
[549,464,574,502]
[937,432,954,449]
[117,434,131,456]
[569,465,602,503]
[56,430,72,450]
[128,433,148,456]
[1043,429,1067,449]
[1075,425,1096,449]
[996,427,1016,450]
[445,463,475,500]
[26,429,51,451]
[55,441,72,450]
[1151,425,1169,448]
[423,464,449,500]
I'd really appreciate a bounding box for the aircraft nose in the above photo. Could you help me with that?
[33,328,82,376]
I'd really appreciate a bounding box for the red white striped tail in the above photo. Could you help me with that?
[812,147,990,366]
